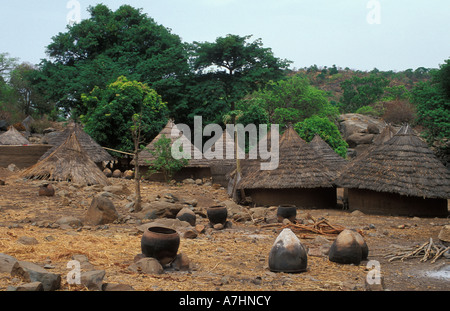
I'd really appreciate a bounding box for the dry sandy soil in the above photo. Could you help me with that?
[0,167,448,293]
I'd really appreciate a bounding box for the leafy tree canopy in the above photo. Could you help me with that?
[34,4,189,118]
[82,76,169,153]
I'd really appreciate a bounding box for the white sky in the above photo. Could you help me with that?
[1,0,449,71]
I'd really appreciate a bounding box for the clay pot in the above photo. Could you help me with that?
[176,207,196,226]
[268,228,307,273]
[38,184,55,197]
[103,168,112,177]
[141,226,180,266]
[207,206,228,225]
[277,205,297,223]
[328,229,368,265]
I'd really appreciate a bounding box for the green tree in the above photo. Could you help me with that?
[34,4,189,118]
[82,76,169,153]
[340,74,390,112]
[146,135,188,183]
[189,34,291,124]
[241,75,338,128]
[294,115,348,158]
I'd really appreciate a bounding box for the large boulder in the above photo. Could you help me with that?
[11,261,61,291]
[85,194,119,225]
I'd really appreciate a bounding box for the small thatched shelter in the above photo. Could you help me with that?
[237,125,337,208]
[21,132,110,186]
[335,125,450,217]
[309,134,348,178]
[0,126,30,145]
[134,120,211,182]
[40,122,113,164]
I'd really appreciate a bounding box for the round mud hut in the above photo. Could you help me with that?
[335,125,450,217]
[237,125,337,208]
[21,132,110,186]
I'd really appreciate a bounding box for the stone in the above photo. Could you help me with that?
[38,184,55,197]
[195,224,206,234]
[103,185,129,195]
[112,169,122,178]
[102,283,135,291]
[123,170,134,179]
[183,229,198,239]
[141,201,185,219]
[128,258,164,275]
[11,282,44,291]
[0,253,18,273]
[80,270,106,291]
[183,178,196,184]
[56,216,83,228]
[7,163,18,172]
[176,207,196,226]
[438,225,450,246]
[17,236,39,245]
[11,261,61,291]
[85,195,119,225]
[195,179,202,185]
[346,133,374,148]
[268,228,308,273]
[172,253,190,271]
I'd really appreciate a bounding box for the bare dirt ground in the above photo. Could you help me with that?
[0,167,448,292]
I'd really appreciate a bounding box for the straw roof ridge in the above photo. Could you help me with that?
[21,132,110,186]
[238,125,336,190]
[40,122,113,163]
[0,126,30,145]
[335,124,450,199]
[309,134,348,177]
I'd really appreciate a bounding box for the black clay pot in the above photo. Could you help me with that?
[328,229,364,265]
[277,205,297,223]
[207,206,228,225]
[268,228,307,273]
[141,226,180,266]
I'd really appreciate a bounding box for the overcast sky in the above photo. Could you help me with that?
[1,0,449,71]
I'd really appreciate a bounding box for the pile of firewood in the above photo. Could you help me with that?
[384,238,450,263]
[263,213,351,237]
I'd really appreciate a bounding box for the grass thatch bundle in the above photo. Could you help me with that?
[335,124,450,199]
[21,132,110,186]
[238,125,335,190]
[40,122,113,163]
[0,126,30,145]
[309,134,348,178]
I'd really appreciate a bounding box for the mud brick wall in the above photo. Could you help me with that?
[0,145,53,169]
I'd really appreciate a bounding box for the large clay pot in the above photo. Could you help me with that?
[176,207,196,226]
[207,206,228,225]
[268,228,307,273]
[141,226,180,266]
[328,229,368,265]
[277,205,297,223]
[39,184,55,197]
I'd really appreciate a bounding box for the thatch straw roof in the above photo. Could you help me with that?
[335,124,450,199]
[40,122,113,163]
[134,120,208,168]
[21,132,110,186]
[238,125,335,190]
[0,126,30,145]
[309,134,348,178]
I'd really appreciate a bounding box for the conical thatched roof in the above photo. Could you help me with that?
[309,134,348,178]
[238,125,335,190]
[135,120,207,168]
[335,124,450,199]
[0,126,30,145]
[21,132,110,186]
[40,122,113,163]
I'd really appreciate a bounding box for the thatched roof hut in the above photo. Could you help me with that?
[0,126,30,145]
[21,132,110,186]
[335,124,450,217]
[309,134,348,178]
[237,125,337,208]
[40,122,113,164]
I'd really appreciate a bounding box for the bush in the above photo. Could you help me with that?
[355,105,381,117]
[294,115,348,158]
[382,100,415,125]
